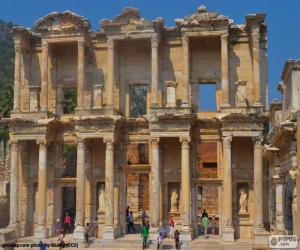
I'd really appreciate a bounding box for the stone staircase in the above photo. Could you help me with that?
[9,234,264,250]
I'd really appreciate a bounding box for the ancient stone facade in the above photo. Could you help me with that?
[1,5,270,245]
[266,60,300,239]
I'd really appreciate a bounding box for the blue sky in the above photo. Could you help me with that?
[1,0,299,103]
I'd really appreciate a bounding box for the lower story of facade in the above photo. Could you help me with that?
[1,112,271,245]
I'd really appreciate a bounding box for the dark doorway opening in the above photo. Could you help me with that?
[62,187,76,233]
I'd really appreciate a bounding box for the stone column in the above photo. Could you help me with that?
[181,36,190,107]
[150,138,160,229]
[13,41,21,111]
[40,41,48,112]
[8,139,19,232]
[103,138,115,239]
[180,137,192,240]
[273,177,285,233]
[221,34,230,106]
[151,35,159,107]
[74,138,86,240]
[77,40,85,110]
[222,135,234,241]
[252,30,262,105]
[253,136,264,229]
[106,38,115,109]
[34,139,48,239]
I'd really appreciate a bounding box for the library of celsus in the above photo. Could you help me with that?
[1,5,287,247]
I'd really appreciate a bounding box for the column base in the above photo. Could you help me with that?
[103,225,115,240]
[34,225,48,240]
[73,225,85,241]
[253,227,269,246]
[180,225,192,241]
[0,227,18,244]
[222,227,235,242]
[181,103,190,108]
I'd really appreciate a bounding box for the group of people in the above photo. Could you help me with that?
[55,213,99,248]
[201,209,217,239]
[139,213,181,250]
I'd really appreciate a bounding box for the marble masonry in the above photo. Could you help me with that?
[0,5,280,247]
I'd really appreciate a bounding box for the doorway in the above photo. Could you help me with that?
[61,186,76,233]
[126,173,149,234]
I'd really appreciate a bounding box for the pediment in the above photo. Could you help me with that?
[35,11,90,33]
[176,5,230,28]
[101,7,163,33]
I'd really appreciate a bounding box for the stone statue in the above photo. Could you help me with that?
[98,184,105,212]
[170,189,179,212]
[239,188,248,214]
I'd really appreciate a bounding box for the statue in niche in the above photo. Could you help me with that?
[98,184,105,212]
[239,187,248,214]
[170,188,179,212]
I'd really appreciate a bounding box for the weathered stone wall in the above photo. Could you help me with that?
[199,142,218,178]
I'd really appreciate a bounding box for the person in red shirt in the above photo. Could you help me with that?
[169,216,175,238]
[64,213,71,234]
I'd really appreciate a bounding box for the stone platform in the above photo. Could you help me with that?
[3,234,271,250]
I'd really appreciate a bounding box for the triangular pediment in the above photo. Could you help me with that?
[35,11,90,33]
[101,7,164,33]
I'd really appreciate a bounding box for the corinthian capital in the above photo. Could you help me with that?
[151,35,158,47]
[104,137,114,150]
[78,40,85,50]
[150,137,160,149]
[252,136,263,148]
[221,34,229,43]
[223,135,232,147]
[107,38,114,50]
[77,138,85,150]
[9,138,19,151]
[180,137,190,148]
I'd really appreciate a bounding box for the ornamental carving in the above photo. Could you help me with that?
[176,5,230,27]
[223,136,232,147]
[35,11,90,33]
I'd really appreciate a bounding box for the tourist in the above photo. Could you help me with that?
[92,217,98,238]
[202,215,209,239]
[157,232,163,250]
[169,216,175,238]
[141,222,149,249]
[211,214,216,235]
[201,209,208,219]
[58,229,65,250]
[141,211,148,225]
[174,230,180,249]
[126,206,130,218]
[64,213,71,234]
[39,241,45,250]
[84,222,90,248]
[55,218,62,237]
[127,211,135,233]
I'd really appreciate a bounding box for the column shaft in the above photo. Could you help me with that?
[221,34,229,105]
[150,138,160,227]
[180,138,191,227]
[104,138,114,227]
[107,39,114,108]
[40,41,48,111]
[222,136,234,241]
[13,42,21,111]
[36,140,48,227]
[182,36,190,107]
[77,40,85,109]
[76,139,85,227]
[252,30,261,104]
[253,137,263,228]
[9,139,19,226]
[151,36,159,106]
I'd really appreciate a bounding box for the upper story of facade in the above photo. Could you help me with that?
[11,5,268,120]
